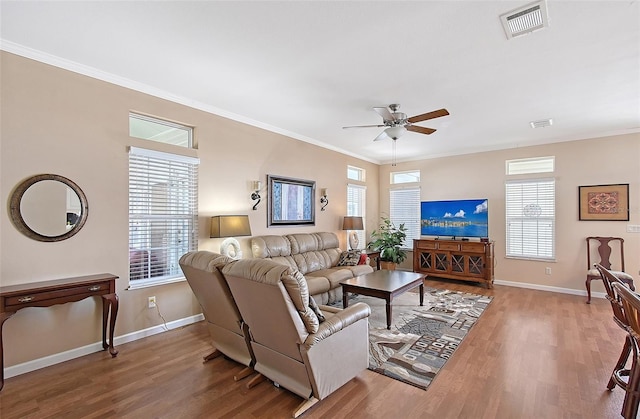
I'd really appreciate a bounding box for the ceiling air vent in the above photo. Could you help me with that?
[500,0,549,40]
[530,118,553,128]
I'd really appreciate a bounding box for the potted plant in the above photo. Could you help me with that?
[367,217,408,270]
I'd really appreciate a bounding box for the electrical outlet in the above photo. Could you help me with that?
[545,267,551,275]
[148,296,156,309]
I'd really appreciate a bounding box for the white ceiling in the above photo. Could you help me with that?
[1,1,639,164]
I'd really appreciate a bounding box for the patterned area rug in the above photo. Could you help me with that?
[349,287,492,390]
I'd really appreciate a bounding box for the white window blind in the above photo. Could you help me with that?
[347,184,366,247]
[505,178,555,260]
[129,147,199,286]
[390,187,420,248]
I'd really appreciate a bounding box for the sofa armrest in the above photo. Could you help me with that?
[302,302,370,349]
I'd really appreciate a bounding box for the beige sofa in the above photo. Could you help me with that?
[251,232,373,304]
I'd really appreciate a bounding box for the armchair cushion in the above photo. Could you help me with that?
[303,302,371,349]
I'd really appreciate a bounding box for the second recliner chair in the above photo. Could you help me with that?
[222,257,371,418]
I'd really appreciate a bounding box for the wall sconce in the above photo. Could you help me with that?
[251,180,262,211]
[342,216,364,250]
[320,188,329,211]
[210,215,252,259]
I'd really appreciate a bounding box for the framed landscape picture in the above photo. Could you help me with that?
[578,183,629,221]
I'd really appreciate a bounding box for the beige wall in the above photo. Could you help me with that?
[0,52,378,367]
[379,133,640,290]
[2,50,639,371]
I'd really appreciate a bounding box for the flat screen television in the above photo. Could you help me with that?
[420,199,488,238]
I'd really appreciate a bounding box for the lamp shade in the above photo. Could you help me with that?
[210,215,252,238]
[342,216,364,231]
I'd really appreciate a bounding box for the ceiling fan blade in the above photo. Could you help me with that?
[373,106,394,122]
[342,124,386,129]
[407,108,449,123]
[407,125,436,135]
[373,131,390,141]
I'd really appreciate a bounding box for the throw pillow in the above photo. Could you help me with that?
[337,250,362,266]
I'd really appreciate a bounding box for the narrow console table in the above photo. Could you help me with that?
[0,273,119,391]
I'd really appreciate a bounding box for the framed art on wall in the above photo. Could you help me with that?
[268,175,315,226]
[578,183,629,221]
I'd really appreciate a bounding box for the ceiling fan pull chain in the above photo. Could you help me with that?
[392,139,397,167]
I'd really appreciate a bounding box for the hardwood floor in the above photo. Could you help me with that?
[0,278,628,418]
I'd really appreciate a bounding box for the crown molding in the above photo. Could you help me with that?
[0,39,379,165]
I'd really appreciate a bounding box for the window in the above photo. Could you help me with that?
[389,187,420,249]
[347,184,366,247]
[506,156,554,175]
[129,113,193,148]
[505,178,555,260]
[347,165,365,181]
[391,170,420,184]
[129,147,199,287]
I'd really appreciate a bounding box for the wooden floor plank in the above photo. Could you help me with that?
[0,278,630,418]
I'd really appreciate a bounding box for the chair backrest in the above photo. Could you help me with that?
[612,282,640,419]
[222,258,321,360]
[595,263,629,328]
[222,257,326,399]
[587,236,625,271]
[179,251,252,366]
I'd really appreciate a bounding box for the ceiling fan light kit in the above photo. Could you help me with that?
[384,126,407,140]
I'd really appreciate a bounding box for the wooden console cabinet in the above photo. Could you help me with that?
[413,239,494,288]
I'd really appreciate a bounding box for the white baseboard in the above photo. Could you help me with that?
[5,313,204,379]
[494,279,604,300]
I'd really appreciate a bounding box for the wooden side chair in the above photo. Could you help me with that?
[595,264,633,392]
[586,236,634,304]
[612,282,640,419]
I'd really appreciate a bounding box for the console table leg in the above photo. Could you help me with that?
[419,283,424,306]
[0,312,16,391]
[102,293,119,357]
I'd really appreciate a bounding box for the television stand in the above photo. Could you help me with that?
[413,239,494,288]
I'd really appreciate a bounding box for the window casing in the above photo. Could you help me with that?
[389,187,420,249]
[506,156,554,175]
[129,147,199,287]
[129,113,193,148]
[505,178,555,260]
[347,165,365,181]
[391,170,420,184]
[347,184,366,247]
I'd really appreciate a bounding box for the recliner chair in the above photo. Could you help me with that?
[179,251,255,381]
[222,257,371,418]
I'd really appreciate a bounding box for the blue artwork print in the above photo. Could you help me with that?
[271,178,314,223]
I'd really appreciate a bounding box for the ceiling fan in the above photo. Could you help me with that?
[343,104,449,141]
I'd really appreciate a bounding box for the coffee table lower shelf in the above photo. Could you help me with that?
[340,270,426,330]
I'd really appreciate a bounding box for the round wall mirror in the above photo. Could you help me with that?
[9,174,89,242]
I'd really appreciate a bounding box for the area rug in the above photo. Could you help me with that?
[348,287,492,390]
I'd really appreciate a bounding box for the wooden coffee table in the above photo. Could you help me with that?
[341,270,425,330]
